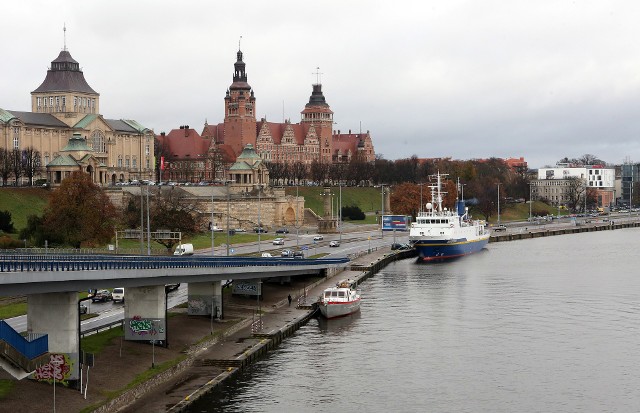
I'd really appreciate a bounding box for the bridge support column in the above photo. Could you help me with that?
[123,286,166,344]
[27,292,80,381]
[187,281,222,318]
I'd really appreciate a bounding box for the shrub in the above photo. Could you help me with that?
[341,205,366,220]
[0,210,15,233]
[0,236,22,249]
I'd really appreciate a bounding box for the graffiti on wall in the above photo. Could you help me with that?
[125,316,166,341]
[32,353,75,384]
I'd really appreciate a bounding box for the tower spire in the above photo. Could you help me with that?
[313,67,323,85]
[63,23,67,51]
[239,35,242,51]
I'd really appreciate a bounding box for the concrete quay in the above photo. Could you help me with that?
[103,247,416,413]
[490,218,640,242]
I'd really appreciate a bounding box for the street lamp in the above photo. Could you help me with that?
[497,183,501,225]
[339,182,342,243]
[257,185,262,253]
[146,186,151,255]
[381,184,385,239]
[226,180,232,256]
[529,182,533,220]
[210,188,215,256]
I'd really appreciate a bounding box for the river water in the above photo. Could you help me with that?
[188,228,640,413]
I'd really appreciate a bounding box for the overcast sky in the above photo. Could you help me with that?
[3,0,640,168]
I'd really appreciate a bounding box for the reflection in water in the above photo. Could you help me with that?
[189,229,640,413]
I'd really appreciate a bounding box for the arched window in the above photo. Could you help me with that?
[90,130,106,153]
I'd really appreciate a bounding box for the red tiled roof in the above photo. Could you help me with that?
[157,128,210,159]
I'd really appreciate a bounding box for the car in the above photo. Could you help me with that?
[493,225,507,232]
[91,289,112,302]
[79,303,88,314]
[329,240,340,247]
[273,238,285,245]
[275,228,290,234]
[281,249,293,257]
[112,287,125,303]
[313,235,324,241]
[234,228,247,233]
[254,227,268,233]
[293,250,304,258]
[390,243,402,250]
[261,252,273,258]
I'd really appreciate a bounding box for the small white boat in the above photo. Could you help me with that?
[319,280,361,319]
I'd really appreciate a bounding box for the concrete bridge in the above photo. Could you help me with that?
[0,253,348,382]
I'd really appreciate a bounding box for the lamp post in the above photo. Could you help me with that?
[295,185,300,247]
[529,182,533,220]
[497,183,501,225]
[226,180,231,256]
[338,182,342,243]
[257,185,262,253]
[146,186,151,255]
[140,187,144,254]
[210,188,215,256]
[381,184,385,239]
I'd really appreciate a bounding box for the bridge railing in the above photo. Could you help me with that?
[0,320,48,360]
[0,253,350,273]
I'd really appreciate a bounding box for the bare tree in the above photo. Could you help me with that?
[22,147,42,186]
[9,148,25,186]
[565,176,586,212]
[0,148,10,186]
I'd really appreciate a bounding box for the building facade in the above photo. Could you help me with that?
[533,165,615,208]
[0,48,154,186]
[202,49,376,167]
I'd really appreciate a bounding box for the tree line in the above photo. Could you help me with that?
[0,147,42,186]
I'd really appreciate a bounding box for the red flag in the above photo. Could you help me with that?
[160,156,165,170]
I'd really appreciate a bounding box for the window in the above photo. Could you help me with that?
[132,157,137,168]
[13,127,20,149]
[117,157,123,168]
[37,97,41,107]
[145,144,150,156]
[125,157,130,168]
[74,96,77,107]
[49,97,53,107]
[90,131,106,153]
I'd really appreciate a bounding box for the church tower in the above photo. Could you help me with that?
[224,48,257,156]
[301,81,334,163]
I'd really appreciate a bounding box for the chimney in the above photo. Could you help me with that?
[184,126,189,137]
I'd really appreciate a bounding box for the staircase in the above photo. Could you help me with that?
[0,320,49,379]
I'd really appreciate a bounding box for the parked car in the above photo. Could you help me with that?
[261,252,273,258]
[329,240,340,247]
[79,303,88,314]
[493,225,507,232]
[273,238,285,245]
[313,235,324,241]
[234,228,247,233]
[293,250,304,258]
[275,228,290,234]
[281,249,293,257]
[112,287,125,303]
[91,289,112,303]
[254,227,268,233]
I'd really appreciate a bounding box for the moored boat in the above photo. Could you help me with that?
[319,279,361,319]
[409,173,490,261]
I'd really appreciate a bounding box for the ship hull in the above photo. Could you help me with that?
[319,298,361,319]
[412,235,489,261]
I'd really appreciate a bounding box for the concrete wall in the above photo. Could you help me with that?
[27,292,80,381]
[187,281,222,317]
[123,286,166,342]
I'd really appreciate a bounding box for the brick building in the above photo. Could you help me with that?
[202,49,376,166]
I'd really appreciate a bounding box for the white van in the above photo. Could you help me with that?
[174,243,194,256]
[112,287,125,303]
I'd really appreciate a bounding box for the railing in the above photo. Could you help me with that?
[0,253,350,273]
[0,320,48,359]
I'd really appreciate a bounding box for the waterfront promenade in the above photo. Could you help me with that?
[0,246,400,413]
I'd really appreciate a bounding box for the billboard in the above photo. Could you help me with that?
[382,215,409,231]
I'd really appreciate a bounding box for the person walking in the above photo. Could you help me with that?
[288,294,292,306]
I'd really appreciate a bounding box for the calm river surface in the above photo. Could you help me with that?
[189,228,640,413]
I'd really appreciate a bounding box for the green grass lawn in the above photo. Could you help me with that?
[0,187,49,233]
[286,186,383,215]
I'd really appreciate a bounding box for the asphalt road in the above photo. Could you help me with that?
[5,228,408,334]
